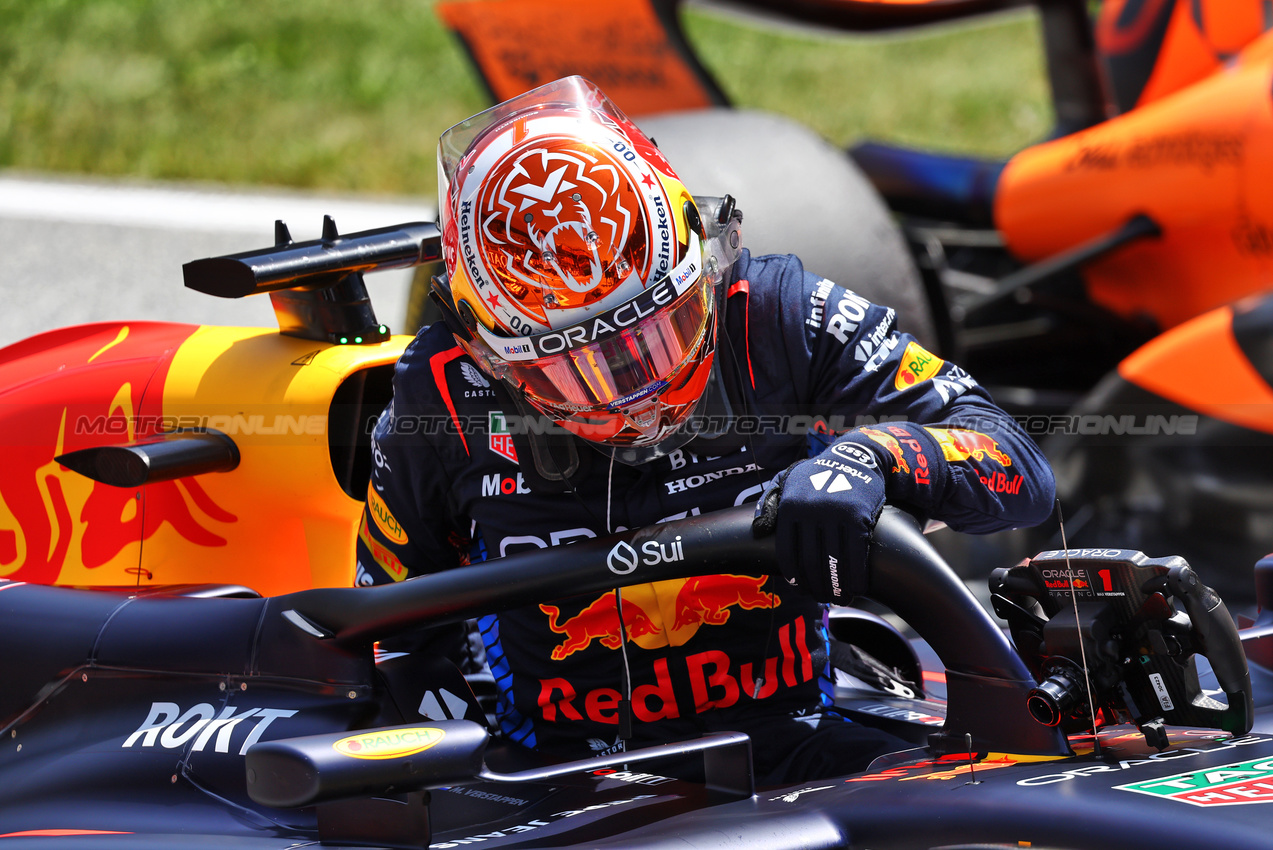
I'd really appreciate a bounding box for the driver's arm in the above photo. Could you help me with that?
[751,257,1054,603]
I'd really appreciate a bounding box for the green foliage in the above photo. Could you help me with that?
[0,1,1051,199]
[683,7,1053,158]
[0,0,487,195]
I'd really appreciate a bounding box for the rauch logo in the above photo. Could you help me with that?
[333,727,446,760]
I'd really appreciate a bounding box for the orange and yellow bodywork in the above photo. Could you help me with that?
[0,321,409,596]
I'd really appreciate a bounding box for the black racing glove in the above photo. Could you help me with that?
[753,424,949,604]
[752,435,886,603]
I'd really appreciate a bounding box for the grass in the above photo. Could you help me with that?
[0,0,1052,200]
[684,7,1053,158]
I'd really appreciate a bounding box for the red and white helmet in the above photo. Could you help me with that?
[436,76,721,453]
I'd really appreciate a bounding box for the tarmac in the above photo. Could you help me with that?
[0,172,437,349]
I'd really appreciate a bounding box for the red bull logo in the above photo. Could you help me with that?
[0,323,238,584]
[861,428,909,474]
[847,752,1028,784]
[926,428,1021,495]
[926,428,1014,467]
[540,574,781,659]
[537,618,816,724]
[539,595,662,660]
[671,574,777,630]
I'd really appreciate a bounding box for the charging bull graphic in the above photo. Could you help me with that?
[539,595,662,661]
[927,428,1014,467]
[860,427,910,475]
[671,575,778,631]
[926,428,1021,495]
[540,574,779,660]
[0,323,236,584]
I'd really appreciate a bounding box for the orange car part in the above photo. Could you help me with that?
[0,322,408,595]
[435,0,721,117]
[1119,303,1273,434]
[996,29,1273,331]
[1098,0,1272,111]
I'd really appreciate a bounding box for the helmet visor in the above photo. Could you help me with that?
[472,231,712,413]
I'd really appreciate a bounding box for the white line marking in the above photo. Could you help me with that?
[0,175,436,236]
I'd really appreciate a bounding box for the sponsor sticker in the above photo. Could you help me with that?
[123,702,296,755]
[861,427,909,474]
[358,515,409,582]
[460,361,490,388]
[606,537,684,575]
[894,341,944,391]
[1150,673,1175,712]
[482,472,532,497]
[537,617,813,716]
[770,785,835,803]
[1117,757,1273,806]
[592,768,676,786]
[366,482,408,544]
[489,410,519,463]
[830,442,877,469]
[927,428,1013,467]
[333,727,445,760]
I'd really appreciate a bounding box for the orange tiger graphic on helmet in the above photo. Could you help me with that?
[475,138,652,324]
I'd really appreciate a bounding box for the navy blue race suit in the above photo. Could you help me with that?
[356,250,1055,781]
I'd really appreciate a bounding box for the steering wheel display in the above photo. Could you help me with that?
[990,548,1253,749]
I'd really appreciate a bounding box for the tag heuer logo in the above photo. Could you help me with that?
[488,410,518,464]
[1117,756,1273,806]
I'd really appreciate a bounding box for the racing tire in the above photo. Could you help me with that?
[638,108,936,348]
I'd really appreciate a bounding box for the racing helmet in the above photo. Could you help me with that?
[434,76,726,458]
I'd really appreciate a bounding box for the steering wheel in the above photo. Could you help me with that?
[990,548,1253,749]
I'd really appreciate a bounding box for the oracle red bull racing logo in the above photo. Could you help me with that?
[538,574,779,660]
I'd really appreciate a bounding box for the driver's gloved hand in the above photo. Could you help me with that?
[753,425,948,604]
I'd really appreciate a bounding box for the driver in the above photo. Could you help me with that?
[356,76,1055,783]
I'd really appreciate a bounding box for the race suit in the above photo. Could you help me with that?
[356,250,1055,779]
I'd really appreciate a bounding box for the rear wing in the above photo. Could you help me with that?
[183,216,441,344]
